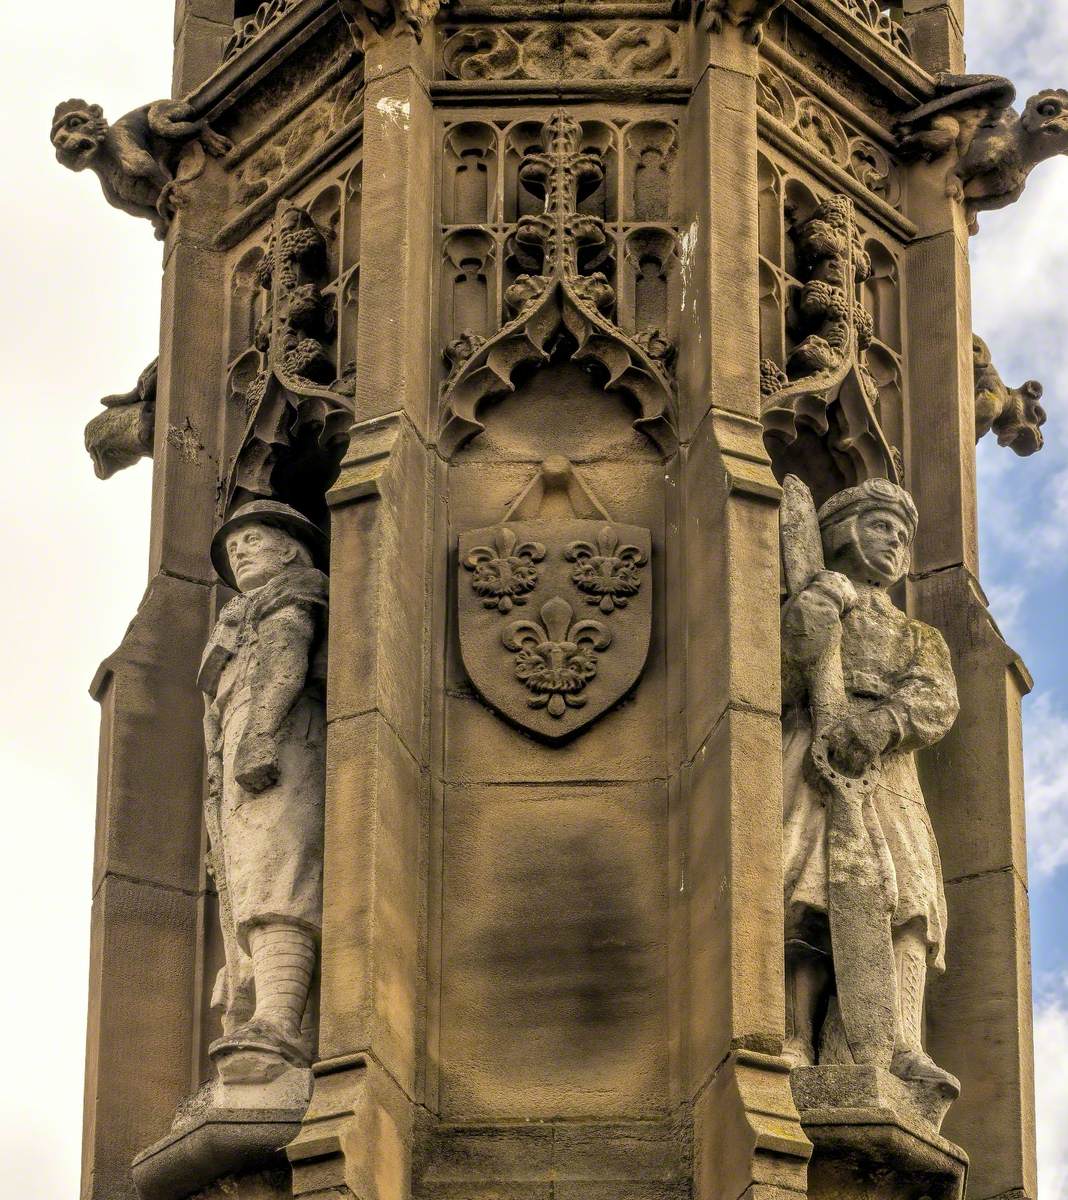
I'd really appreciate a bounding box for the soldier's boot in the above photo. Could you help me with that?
[239,921,318,1063]
[890,921,960,1097]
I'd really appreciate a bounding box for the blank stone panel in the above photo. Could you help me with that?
[438,782,671,1119]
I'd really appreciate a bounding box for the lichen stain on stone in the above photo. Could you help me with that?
[167,419,205,464]
[375,97,411,127]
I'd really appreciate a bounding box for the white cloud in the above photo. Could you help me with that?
[1024,694,1068,877]
[986,581,1028,643]
[1035,980,1068,1199]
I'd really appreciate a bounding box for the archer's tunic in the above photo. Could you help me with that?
[782,586,958,971]
[199,568,328,947]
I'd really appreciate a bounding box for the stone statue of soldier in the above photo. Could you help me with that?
[780,477,960,1096]
[198,500,329,1075]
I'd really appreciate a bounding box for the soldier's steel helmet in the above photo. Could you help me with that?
[211,500,329,589]
[816,477,918,541]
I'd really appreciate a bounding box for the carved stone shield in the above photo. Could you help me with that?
[458,519,652,742]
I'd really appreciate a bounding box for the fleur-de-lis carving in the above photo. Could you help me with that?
[463,526,547,613]
[502,596,612,717]
[564,525,649,613]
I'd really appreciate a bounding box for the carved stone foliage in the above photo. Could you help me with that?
[757,63,900,209]
[441,23,682,81]
[438,112,679,455]
[973,334,1047,456]
[225,199,356,522]
[458,462,652,741]
[50,98,231,239]
[84,358,158,480]
[759,190,900,499]
[898,74,1068,233]
[233,71,363,209]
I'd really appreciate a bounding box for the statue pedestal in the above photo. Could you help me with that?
[792,1066,968,1200]
[130,1063,311,1200]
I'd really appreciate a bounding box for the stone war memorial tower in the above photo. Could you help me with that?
[54,1,1061,1198]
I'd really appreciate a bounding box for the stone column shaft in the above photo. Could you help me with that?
[288,28,435,1200]
[681,32,810,1200]
[903,121,1038,1200]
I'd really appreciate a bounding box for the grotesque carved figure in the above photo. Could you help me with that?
[84,358,157,479]
[51,98,232,238]
[699,0,784,43]
[198,501,328,1075]
[973,334,1046,455]
[780,478,960,1101]
[898,75,1068,233]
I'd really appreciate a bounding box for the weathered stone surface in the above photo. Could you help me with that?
[132,1113,300,1200]
[53,0,1046,1197]
[437,781,670,1118]
[799,1102,967,1200]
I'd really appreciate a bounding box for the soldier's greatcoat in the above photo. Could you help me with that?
[198,566,328,1014]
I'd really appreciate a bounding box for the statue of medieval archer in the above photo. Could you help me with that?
[779,476,960,1098]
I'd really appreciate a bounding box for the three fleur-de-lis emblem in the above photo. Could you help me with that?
[564,525,648,613]
[458,513,652,742]
[503,596,611,718]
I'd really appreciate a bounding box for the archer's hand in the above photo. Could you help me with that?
[782,571,857,664]
[826,709,897,776]
[235,731,280,793]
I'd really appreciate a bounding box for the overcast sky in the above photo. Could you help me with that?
[1,3,1067,1197]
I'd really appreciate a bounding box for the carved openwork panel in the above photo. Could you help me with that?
[436,111,681,452]
[757,150,906,502]
[208,18,364,250]
[223,157,361,521]
[439,21,685,81]
[757,59,901,213]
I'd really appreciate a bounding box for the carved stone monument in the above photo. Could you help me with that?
[56,2,1047,1199]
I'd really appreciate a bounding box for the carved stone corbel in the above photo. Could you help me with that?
[339,0,442,43]
[439,111,677,458]
[675,0,784,43]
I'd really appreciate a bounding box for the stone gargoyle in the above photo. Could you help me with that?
[84,359,157,480]
[51,98,232,238]
[897,74,1068,233]
[973,335,1046,455]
